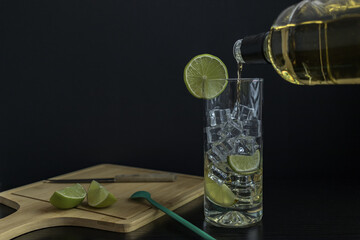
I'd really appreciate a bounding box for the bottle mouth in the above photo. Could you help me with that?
[233,32,270,64]
[233,39,245,64]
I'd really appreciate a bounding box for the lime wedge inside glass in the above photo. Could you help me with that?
[184,54,228,99]
[227,150,261,174]
[87,180,117,208]
[205,174,235,207]
[49,183,86,209]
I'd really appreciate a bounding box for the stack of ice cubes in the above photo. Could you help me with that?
[205,102,261,184]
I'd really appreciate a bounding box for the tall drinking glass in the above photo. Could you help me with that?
[203,78,263,227]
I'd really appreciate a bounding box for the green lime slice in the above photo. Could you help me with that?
[227,150,261,174]
[205,174,235,207]
[50,183,86,209]
[184,54,228,99]
[87,180,117,208]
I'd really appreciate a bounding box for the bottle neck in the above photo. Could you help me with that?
[233,32,270,64]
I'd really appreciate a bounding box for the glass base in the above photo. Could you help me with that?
[204,196,263,228]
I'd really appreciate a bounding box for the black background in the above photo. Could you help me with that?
[1,0,360,191]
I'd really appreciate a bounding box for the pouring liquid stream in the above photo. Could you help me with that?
[236,62,243,104]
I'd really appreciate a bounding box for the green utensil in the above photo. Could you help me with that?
[130,191,216,240]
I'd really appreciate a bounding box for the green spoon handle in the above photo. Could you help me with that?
[147,198,216,240]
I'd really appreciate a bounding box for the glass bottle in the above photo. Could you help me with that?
[233,0,360,85]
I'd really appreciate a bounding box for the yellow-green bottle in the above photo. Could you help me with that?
[233,0,360,85]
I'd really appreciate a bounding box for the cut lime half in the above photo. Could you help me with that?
[205,174,236,207]
[184,54,228,99]
[50,183,86,209]
[227,150,261,174]
[87,180,117,208]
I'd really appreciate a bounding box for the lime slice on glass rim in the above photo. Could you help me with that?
[49,183,86,209]
[227,150,261,174]
[204,174,236,207]
[184,54,228,99]
[87,180,117,208]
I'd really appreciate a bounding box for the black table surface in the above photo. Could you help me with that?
[1,177,360,240]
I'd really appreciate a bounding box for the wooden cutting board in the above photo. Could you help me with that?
[0,164,204,240]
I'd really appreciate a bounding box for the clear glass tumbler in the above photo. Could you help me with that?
[203,78,263,227]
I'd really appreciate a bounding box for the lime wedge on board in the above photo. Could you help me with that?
[87,180,117,208]
[50,183,86,209]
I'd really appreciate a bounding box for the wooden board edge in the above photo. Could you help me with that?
[0,195,20,210]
